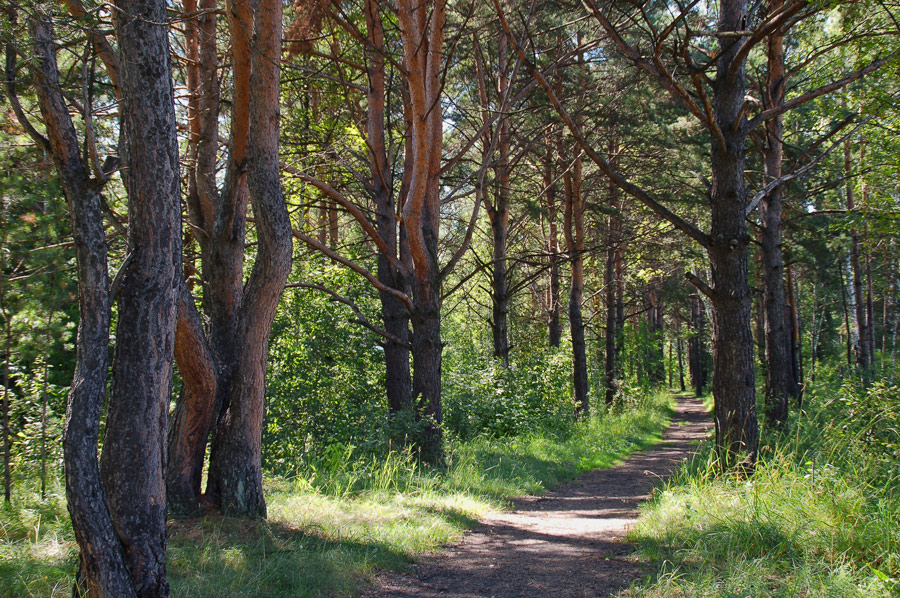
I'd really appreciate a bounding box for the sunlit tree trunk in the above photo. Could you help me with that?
[397,0,446,463]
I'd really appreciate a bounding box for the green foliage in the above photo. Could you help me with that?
[626,378,900,597]
[442,343,575,440]
[0,480,72,598]
[264,262,387,473]
[2,390,672,597]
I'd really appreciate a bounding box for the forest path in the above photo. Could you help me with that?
[359,395,711,598]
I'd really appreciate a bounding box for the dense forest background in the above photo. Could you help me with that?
[1,0,899,596]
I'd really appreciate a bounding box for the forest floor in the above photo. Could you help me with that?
[359,395,711,598]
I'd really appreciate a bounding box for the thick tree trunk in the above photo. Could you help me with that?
[206,0,292,516]
[167,0,247,516]
[708,0,758,466]
[24,15,136,596]
[100,0,182,592]
[397,0,446,464]
[167,288,217,516]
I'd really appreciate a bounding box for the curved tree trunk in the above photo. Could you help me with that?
[206,0,293,516]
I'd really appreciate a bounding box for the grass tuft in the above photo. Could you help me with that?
[622,380,900,598]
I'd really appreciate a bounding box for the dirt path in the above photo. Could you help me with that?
[360,395,711,598]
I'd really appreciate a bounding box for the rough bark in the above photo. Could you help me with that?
[206,0,293,516]
[100,1,181,593]
[367,0,412,418]
[23,13,134,597]
[708,0,758,466]
[397,0,446,463]
[760,5,797,425]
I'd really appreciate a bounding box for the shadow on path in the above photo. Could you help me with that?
[359,395,712,598]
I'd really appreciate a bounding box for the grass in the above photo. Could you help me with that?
[621,382,900,598]
[1,390,673,597]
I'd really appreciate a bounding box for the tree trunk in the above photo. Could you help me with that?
[845,134,870,376]
[708,0,759,466]
[564,145,588,418]
[689,292,706,397]
[206,0,292,516]
[544,134,561,348]
[367,0,412,419]
[786,264,802,402]
[488,34,511,367]
[604,135,620,406]
[99,0,182,592]
[760,6,797,425]
[396,0,446,464]
[676,314,686,392]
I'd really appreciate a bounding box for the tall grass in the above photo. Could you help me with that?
[624,377,900,597]
[2,390,673,597]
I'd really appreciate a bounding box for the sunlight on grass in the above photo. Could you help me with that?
[2,390,672,597]
[621,382,900,598]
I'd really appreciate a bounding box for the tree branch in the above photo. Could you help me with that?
[494,0,712,249]
[285,282,411,349]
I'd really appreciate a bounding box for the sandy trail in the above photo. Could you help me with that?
[360,395,711,598]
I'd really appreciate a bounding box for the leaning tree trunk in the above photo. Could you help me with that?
[707,0,759,467]
[206,0,293,516]
[25,13,136,596]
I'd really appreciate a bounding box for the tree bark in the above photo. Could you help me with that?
[759,5,797,425]
[544,133,561,348]
[23,12,137,596]
[397,0,447,463]
[367,0,412,419]
[488,34,511,367]
[708,0,759,466]
[564,142,588,418]
[100,0,181,592]
[206,0,293,516]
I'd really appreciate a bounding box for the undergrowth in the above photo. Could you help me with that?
[623,376,900,598]
[1,390,672,597]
